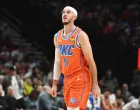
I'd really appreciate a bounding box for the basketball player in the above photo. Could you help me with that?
[51,6,101,110]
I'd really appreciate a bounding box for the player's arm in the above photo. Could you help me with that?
[78,31,98,87]
[52,36,61,87]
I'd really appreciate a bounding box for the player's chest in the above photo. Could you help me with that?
[58,43,76,56]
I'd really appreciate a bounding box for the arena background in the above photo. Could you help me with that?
[0,0,140,110]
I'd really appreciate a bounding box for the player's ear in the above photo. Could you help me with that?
[73,15,77,21]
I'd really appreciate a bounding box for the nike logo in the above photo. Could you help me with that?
[77,77,81,81]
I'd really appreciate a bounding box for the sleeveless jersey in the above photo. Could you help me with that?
[56,26,88,75]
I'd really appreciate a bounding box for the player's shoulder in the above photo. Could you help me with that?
[54,29,63,37]
[78,29,89,41]
[79,30,87,36]
[54,29,63,42]
[76,26,87,36]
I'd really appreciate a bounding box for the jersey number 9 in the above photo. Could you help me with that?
[64,58,68,66]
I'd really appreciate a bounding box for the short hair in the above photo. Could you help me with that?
[105,88,112,93]
[7,86,14,91]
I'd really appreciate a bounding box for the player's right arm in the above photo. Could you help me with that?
[51,35,61,97]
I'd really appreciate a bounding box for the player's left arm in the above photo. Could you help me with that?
[78,31,99,89]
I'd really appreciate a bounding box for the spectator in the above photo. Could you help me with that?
[0,84,4,96]
[122,83,132,103]
[130,69,140,97]
[37,85,52,110]
[0,90,7,110]
[32,78,39,89]
[109,93,117,109]
[5,86,17,110]
[104,21,115,35]
[11,46,20,62]
[17,47,25,62]
[43,85,51,95]
[24,90,38,110]
[100,88,112,110]
[116,98,124,110]
[53,92,65,110]
[0,45,10,64]
[115,88,122,98]
[23,78,34,96]
[102,69,119,92]
[46,71,53,87]
[122,96,140,110]
[2,65,25,109]
[99,79,107,93]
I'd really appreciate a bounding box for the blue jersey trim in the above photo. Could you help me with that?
[62,26,78,40]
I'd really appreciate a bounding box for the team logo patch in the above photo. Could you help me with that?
[69,38,75,42]
[70,98,77,104]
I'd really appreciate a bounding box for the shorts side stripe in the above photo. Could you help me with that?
[76,72,86,107]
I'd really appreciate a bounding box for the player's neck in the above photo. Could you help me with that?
[63,23,75,34]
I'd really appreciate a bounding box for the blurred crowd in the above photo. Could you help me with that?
[87,69,140,110]
[52,1,140,53]
[0,20,65,110]
[0,0,140,110]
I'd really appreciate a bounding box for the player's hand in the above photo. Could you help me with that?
[91,84,101,98]
[51,85,57,97]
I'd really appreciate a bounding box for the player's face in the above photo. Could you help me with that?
[62,9,76,25]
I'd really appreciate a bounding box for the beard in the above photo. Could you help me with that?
[62,17,73,25]
[62,20,71,25]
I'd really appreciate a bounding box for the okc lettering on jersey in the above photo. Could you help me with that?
[59,44,75,56]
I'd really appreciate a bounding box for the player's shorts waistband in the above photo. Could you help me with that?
[63,67,89,78]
